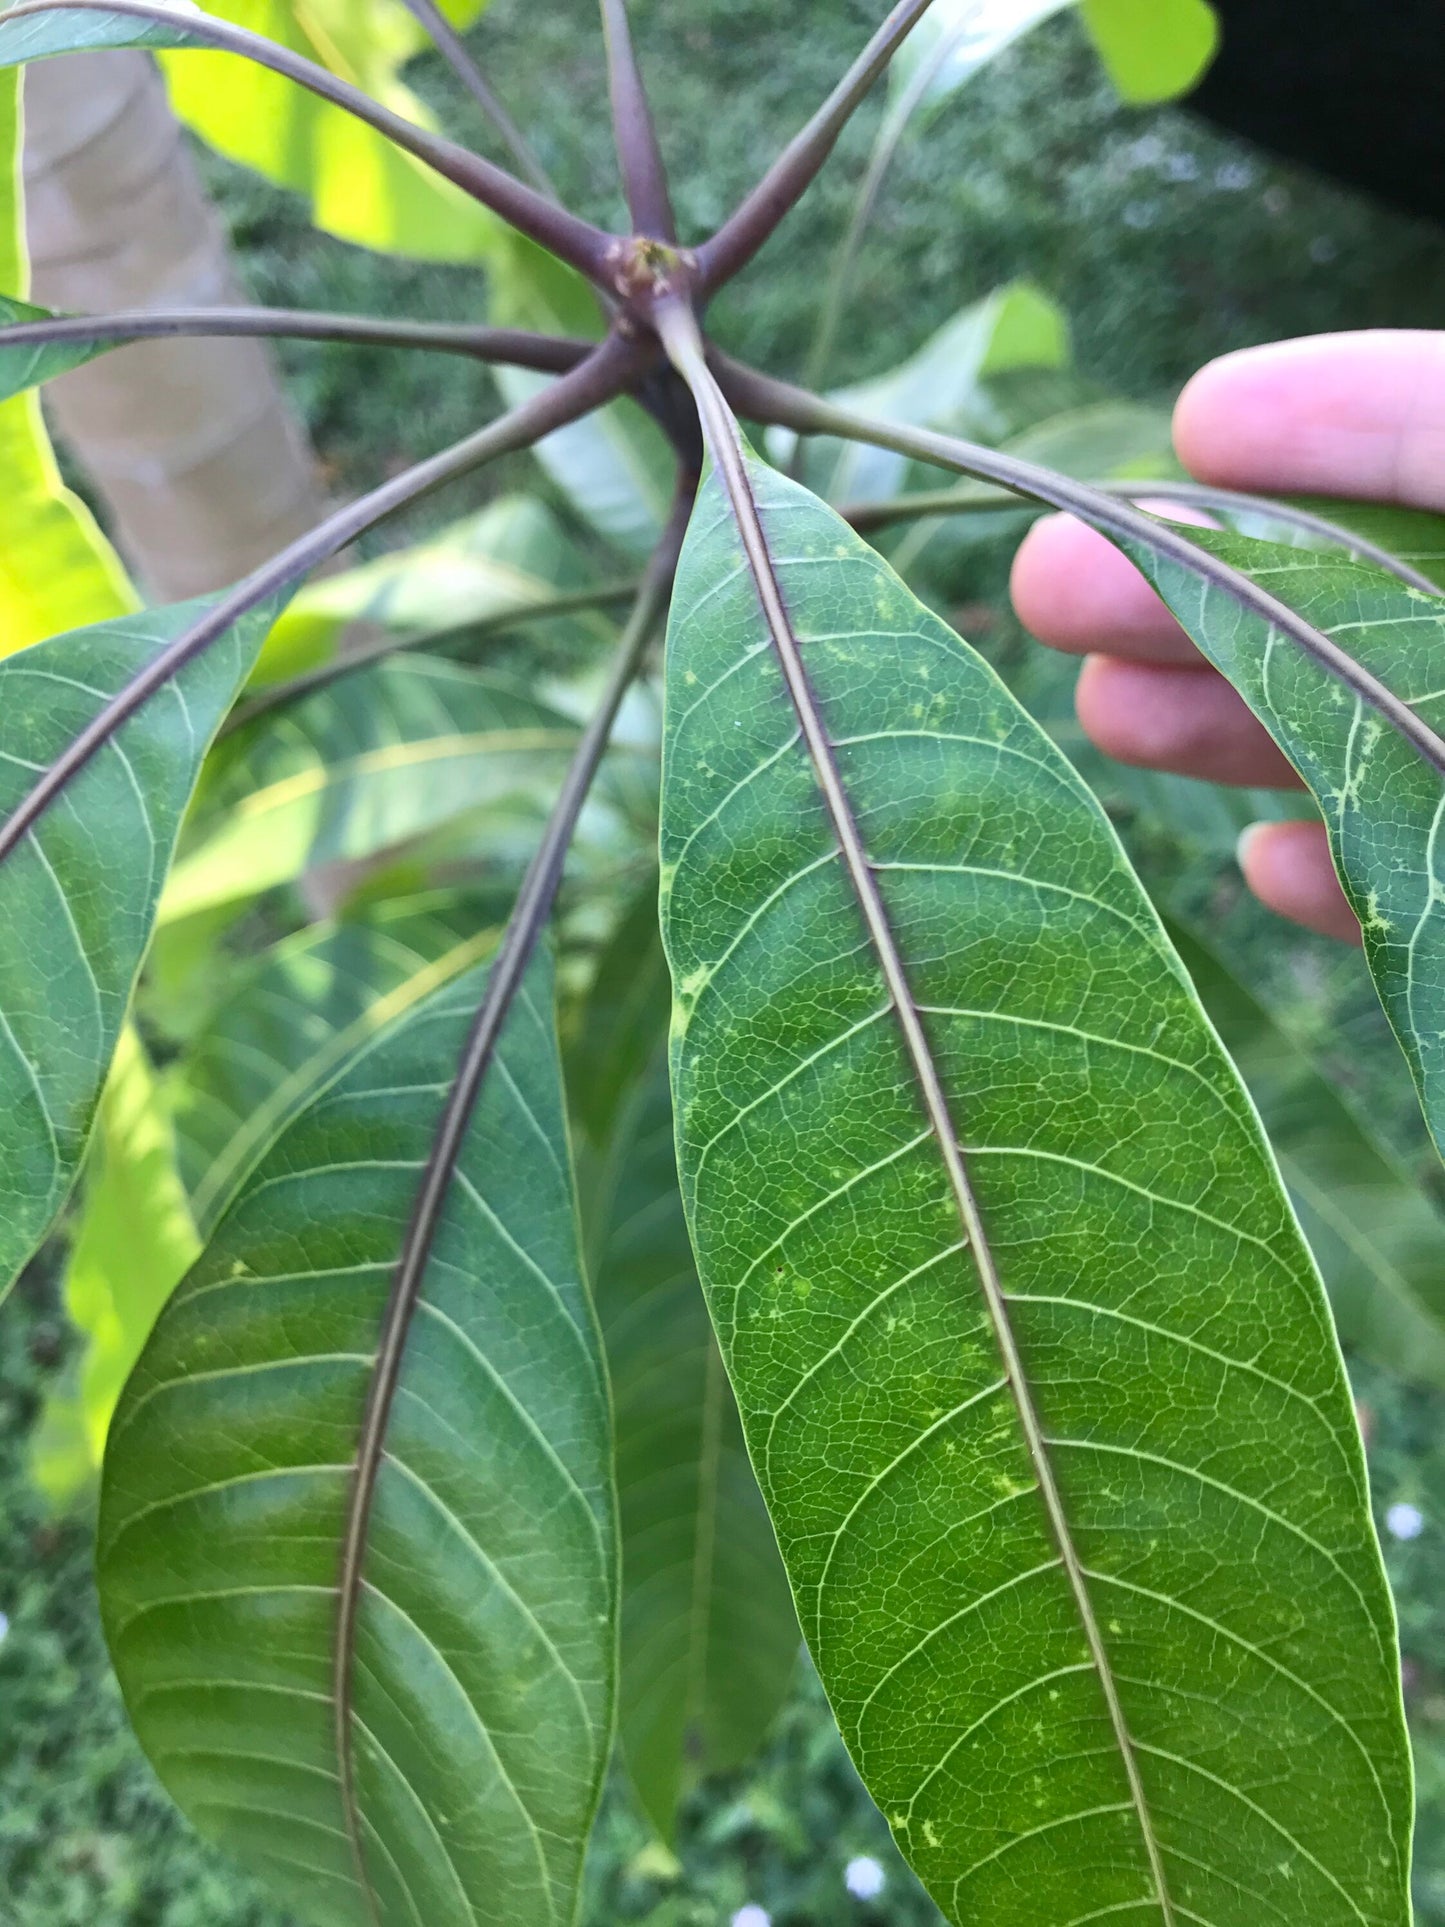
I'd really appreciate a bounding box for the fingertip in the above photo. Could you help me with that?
[1237,819,1361,944]
[1010,514,1197,661]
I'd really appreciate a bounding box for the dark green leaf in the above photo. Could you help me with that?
[0,292,113,399]
[576,889,799,1838]
[99,950,616,1927]
[1127,527,1445,1165]
[661,453,1411,1923]
[0,595,276,1302]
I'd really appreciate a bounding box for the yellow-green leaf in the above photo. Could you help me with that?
[1080,0,1219,103]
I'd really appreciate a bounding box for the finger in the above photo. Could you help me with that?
[1176,329,1445,511]
[1237,820,1360,944]
[1010,511,1204,665]
[1075,656,1304,789]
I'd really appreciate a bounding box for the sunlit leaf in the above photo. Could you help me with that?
[32,1026,199,1503]
[1080,0,1219,103]
[661,447,1411,1923]
[100,950,616,1927]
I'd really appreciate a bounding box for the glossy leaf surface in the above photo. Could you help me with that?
[100,951,616,1927]
[0,595,277,1301]
[1128,526,1445,1163]
[661,455,1411,1923]
[576,892,798,1837]
[161,658,578,923]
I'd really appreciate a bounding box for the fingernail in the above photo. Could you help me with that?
[1235,822,1268,874]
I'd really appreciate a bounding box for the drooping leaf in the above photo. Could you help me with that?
[160,657,579,924]
[99,949,616,1927]
[0,290,116,398]
[1079,0,1219,102]
[661,450,1411,1923]
[0,73,134,652]
[173,897,506,1234]
[0,594,280,1303]
[772,283,1071,506]
[1125,525,1445,1167]
[574,888,798,1838]
[1170,923,1445,1387]
[33,1025,200,1503]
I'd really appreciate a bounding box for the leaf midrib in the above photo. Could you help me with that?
[685,380,1178,1924]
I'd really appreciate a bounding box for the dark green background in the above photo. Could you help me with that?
[4,1,1445,1921]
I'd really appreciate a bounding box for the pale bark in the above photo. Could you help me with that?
[22,53,324,599]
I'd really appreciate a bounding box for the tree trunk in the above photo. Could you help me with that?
[22,53,324,600]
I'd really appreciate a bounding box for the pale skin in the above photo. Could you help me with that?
[1010,329,1445,944]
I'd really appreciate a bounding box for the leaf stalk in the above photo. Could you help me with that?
[600,0,677,241]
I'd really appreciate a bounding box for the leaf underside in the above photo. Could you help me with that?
[577,895,799,1837]
[1127,526,1445,1165]
[99,952,616,1927]
[660,457,1411,1925]
[0,597,274,1302]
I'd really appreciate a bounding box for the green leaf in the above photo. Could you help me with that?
[1170,922,1445,1388]
[99,948,616,1926]
[1205,494,1445,593]
[773,283,1071,506]
[0,73,134,651]
[33,1025,200,1503]
[889,1,1072,116]
[0,290,112,398]
[253,493,612,689]
[165,0,501,262]
[1125,526,1445,1167]
[160,657,579,924]
[174,898,506,1234]
[575,889,798,1838]
[1079,0,1219,102]
[0,594,280,1303]
[661,452,1411,1923]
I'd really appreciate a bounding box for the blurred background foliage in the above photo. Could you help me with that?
[4,0,1445,1921]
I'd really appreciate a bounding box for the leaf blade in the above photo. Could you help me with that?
[661,452,1411,1924]
[99,950,617,1927]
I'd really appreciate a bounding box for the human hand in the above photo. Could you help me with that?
[1010,330,1445,943]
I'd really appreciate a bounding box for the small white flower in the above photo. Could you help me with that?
[845,1856,886,1899]
[1214,160,1254,192]
[732,1909,770,1927]
[1386,1502,1425,1541]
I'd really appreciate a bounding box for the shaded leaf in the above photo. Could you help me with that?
[661,452,1410,1923]
[174,897,506,1234]
[33,1025,200,1503]
[1172,922,1445,1388]
[575,888,799,1838]
[1126,525,1445,1165]
[0,594,279,1302]
[0,290,114,399]
[773,283,1070,506]
[100,950,616,1927]
[161,656,579,923]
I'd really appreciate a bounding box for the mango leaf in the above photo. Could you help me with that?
[772,283,1070,507]
[1126,526,1445,1168]
[174,897,506,1234]
[32,1025,200,1504]
[661,449,1411,1923]
[159,0,502,262]
[1200,494,1445,592]
[575,889,798,1838]
[0,73,134,652]
[0,594,280,1303]
[99,949,616,1927]
[891,0,1216,114]
[1079,0,1219,102]
[160,657,579,923]
[253,493,612,689]
[0,289,116,398]
[1170,923,1445,1388]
